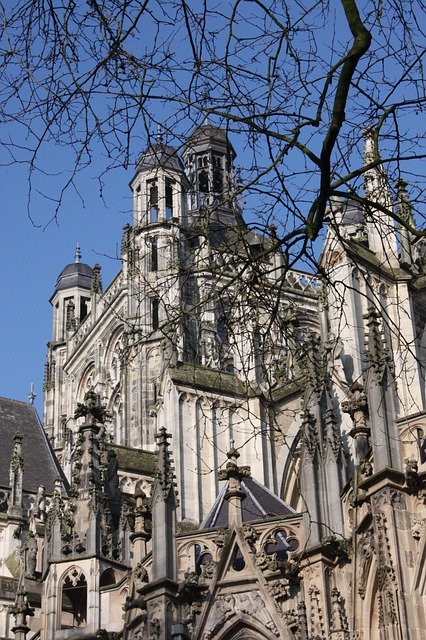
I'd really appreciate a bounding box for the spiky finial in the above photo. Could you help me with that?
[156,125,163,144]
[155,427,176,499]
[27,383,36,405]
[364,307,390,382]
[8,589,34,639]
[91,263,103,294]
[75,244,81,263]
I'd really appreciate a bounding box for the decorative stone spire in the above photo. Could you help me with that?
[364,307,390,383]
[364,307,401,471]
[46,389,117,562]
[341,381,370,464]
[27,383,36,405]
[8,589,34,640]
[91,263,103,294]
[362,128,398,263]
[155,427,176,500]
[151,428,178,581]
[130,488,152,561]
[8,432,24,519]
[329,587,349,638]
[156,124,163,144]
[218,441,251,525]
[75,243,81,263]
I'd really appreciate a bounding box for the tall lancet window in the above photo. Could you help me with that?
[152,298,160,330]
[165,178,174,219]
[212,155,223,193]
[150,238,158,271]
[148,180,159,222]
[199,170,209,193]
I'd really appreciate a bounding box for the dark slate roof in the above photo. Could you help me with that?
[135,142,185,174]
[0,397,62,493]
[185,122,236,159]
[340,198,364,226]
[54,261,93,294]
[202,476,295,528]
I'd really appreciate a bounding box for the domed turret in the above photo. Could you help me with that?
[183,119,236,215]
[134,140,185,176]
[130,129,188,227]
[54,256,94,295]
[50,246,95,342]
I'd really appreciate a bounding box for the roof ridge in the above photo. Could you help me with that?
[0,396,31,406]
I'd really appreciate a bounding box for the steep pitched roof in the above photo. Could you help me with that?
[202,476,295,528]
[0,397,63,493]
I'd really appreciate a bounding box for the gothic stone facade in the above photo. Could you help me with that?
[0,123,425,640]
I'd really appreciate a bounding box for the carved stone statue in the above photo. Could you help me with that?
[74,388,111,424]
[104,449,121,533]
[24,532,38,578]
[31,485,46,523]
[105,450,120,498]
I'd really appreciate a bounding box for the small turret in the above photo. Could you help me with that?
[50,246,94,343]
[130,129,188,227]
[363,128,398,265]
[183,119,237,224]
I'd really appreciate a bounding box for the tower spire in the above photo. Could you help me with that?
[362,128,398,264]
[156,124,163,144]
[218,443,251,525]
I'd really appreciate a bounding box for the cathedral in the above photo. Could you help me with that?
[0,121,425,640]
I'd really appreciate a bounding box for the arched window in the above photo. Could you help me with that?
[148,180,159,222]
[152,298,160,330]
[100,568,116,588]
[199,170,209,193]
[165,178,174,219]
[150,238,158,271]
[60,568,87,629]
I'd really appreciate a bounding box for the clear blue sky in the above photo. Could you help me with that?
[0,157,131,414]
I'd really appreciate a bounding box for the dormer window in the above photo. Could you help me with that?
[147,180,158,223]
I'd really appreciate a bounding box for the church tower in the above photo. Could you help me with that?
[44,247,95,447]
[121,131,189,448]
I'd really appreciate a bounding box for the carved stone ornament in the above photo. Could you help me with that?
[204,591,279,639]
[404,457,420,492]
[178,568,208,603]
[357,529,375,598]
[240,522,259,553]
[74,388,111,424]
[301,409,318,458]
[267,577,291,604]
[214,528,228,554]
[134,561,149,586]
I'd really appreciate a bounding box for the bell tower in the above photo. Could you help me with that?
[183,119,237,227]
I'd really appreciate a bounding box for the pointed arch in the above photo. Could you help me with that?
[214,614,286,640]
[76,362,95,403]
[59,566,87,630]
